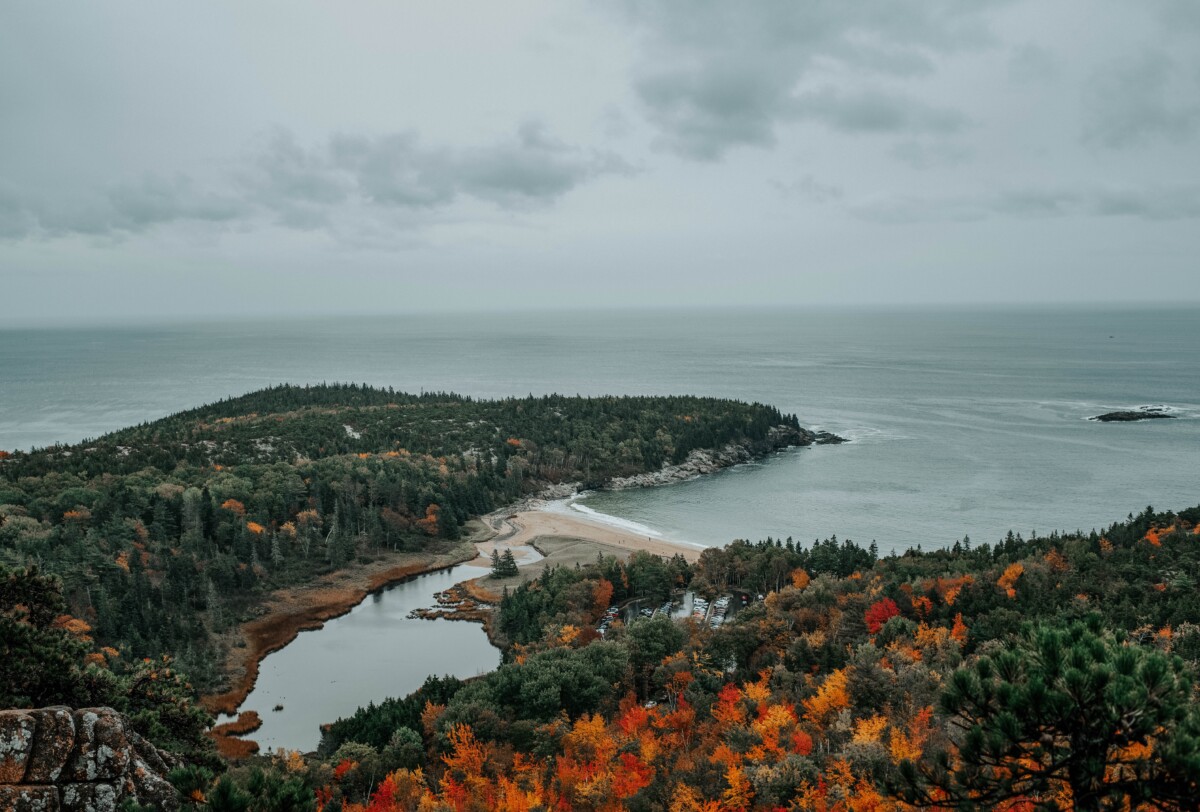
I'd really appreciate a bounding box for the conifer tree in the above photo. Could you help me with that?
[495,549,519,578]
[0,565,88,706]
[896,615,1200,810]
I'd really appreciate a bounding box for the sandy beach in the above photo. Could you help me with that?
[475,502,704,565]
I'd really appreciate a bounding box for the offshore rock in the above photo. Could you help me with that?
[1090,409,1176,422]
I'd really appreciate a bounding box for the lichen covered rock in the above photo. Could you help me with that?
[24,708,75,783]
[0,707,178,810]
[0,710,36,783]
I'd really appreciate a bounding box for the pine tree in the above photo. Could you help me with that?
[494,549,519,578]
[896,615,1200,810]
[0,565,89,706]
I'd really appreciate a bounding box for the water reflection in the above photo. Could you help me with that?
[236,562,499,752]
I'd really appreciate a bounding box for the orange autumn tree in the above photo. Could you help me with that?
[997,562,1024,599]
[791,568,811,590]
[416,503,440,535]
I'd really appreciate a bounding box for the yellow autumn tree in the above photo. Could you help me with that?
[802,668,850,728]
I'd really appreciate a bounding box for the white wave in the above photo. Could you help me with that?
[547,497,709,550]
[568,503,666,538]
[1129,404,1189,416]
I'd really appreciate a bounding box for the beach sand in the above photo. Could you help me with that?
[476,503,703,566]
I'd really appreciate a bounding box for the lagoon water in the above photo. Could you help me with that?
[228,561,499,752]
[3,307,1197,552]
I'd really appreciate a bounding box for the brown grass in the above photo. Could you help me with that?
[213,734,260,761]
[208,711,264,759]
[462,578,503,604]
[211,710,262,737]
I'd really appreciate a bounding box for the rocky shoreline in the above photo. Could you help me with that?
[605,424,842,491]
[511,423,841,503]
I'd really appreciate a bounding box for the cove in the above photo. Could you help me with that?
[231,561,501,753]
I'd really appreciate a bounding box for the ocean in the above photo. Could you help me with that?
[2,307,1197,555]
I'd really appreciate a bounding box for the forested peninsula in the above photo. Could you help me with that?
[0,383,809,696]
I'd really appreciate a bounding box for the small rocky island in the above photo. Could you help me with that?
[1090,407,1176,422]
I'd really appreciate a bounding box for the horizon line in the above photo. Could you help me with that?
[3,299,1197,331]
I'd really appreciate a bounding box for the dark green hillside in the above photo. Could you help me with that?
[0,384,807,690]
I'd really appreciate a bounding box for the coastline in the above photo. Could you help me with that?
[204,439,773,755]
[470,423,825,565]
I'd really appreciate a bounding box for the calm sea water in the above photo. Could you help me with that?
[2,307,1198,553]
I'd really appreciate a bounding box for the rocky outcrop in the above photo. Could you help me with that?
[606,424,843,491]
[520,424,843,499]
[0,707,180,811]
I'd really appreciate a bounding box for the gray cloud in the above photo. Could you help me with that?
[332,122,625,209]
[635,58,795,159]
[105,175,249,231]
[1,124,629,241]
[238,131,352,231]
[615,0,1007,160]
[239,123,631,233]
[851,184,1200,223]
[1007,43,1058,84]
[773,174,844,204]
[890,140,972,169]
[0,181,35,239]
[1147,0,1200,32]
[0,174,249,240]
[792,88,968,134]
[1082,51,1200,148]
[3,1,1200,320]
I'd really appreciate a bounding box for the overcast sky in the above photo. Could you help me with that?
[3,1,1199,323]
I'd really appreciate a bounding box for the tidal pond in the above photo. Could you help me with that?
[232,561,500,752]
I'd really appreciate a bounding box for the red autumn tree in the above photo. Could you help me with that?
[864,597,901,634]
